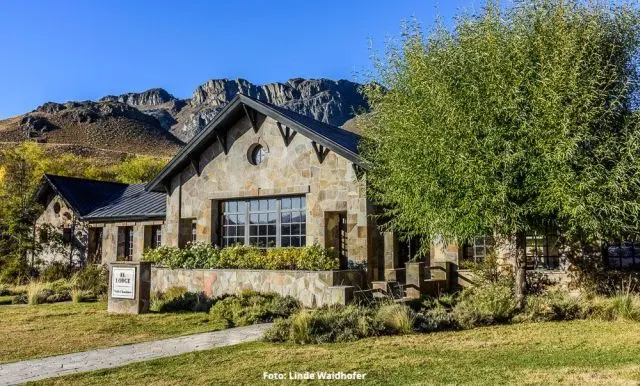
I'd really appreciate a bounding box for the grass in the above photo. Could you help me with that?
[0,301,226,364]
[0,295,13,305]
[33,320,640,385]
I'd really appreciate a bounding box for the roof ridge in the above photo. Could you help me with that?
[44,173,130,186]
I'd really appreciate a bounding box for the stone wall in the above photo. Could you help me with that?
[164,112,384,280]
[151,267,366,307]
[33,194,87,265]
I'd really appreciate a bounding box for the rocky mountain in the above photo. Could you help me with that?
[0,78,368,157]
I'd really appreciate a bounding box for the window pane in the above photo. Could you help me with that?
[281,198,291,209]
[237,201,246,213]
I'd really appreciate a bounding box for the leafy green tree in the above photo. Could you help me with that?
[361,0,640,303]
[109,155,168,184]
[0,143,47,282]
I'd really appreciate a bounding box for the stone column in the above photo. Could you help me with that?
[405,261,425,299]
[108,261,151,314]
[383,232,405,283]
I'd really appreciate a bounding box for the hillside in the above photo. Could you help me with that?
[0,101,183,157]
[0,78,368,157]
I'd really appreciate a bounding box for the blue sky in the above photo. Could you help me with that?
[0,0,486,118]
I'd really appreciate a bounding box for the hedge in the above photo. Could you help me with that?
[142,243,340,271]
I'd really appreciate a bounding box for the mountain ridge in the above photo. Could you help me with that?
[0,77,367,157]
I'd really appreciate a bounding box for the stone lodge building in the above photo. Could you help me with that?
[34,94,605,291]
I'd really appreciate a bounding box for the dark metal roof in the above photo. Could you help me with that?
[146,93,363,192]
[35,174,165,222]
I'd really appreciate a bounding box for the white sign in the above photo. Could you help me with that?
[111,267,136,299]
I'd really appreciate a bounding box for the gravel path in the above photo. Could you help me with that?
[0,323,271,385]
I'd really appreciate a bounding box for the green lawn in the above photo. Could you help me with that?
[33,320,640,385]
[0,302,225,364]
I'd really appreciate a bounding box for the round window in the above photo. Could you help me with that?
[249,144,266,165]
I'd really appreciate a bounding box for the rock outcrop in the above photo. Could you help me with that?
[172,78,367,141]
[0,77,368,156]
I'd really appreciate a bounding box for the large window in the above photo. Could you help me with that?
[221,196,306,248]
[526,232,560,269]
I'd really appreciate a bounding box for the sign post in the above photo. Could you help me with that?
[107,262,151,314]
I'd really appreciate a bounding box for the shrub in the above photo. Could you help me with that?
[263,317,294,342]
[26,281,46,305]
[0,284,10,296]
[209,290,300,327]
[39,262,73,282]
[12,294,27,304]
[71,289,96,303]
[452,280,517,329]
[217,245,265,269]
[143,243,339,271]
[265,304,381,344]
[150,286,212,313]
[183,243,221,269]
[516,291,586,322]
[375,303,414,335]
[143,246,180,267]
[588,293,640,322]
[70,265,108,295]
[415,305,457,332]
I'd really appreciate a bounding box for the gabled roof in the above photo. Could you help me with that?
[146,94,363,192]
[35,174,165,222]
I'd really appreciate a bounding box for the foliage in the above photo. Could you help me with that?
[265,304,381,344]
[39,262,73,282]
[209,290,300,327]
[143,243,221,269]
[452,280,518,329]
[71,289,96,303]
[362,0,640,243]
[414,305,456,333]
[70,264,108,295]
[150,287,212,313]
[515,291,586,322]
[24,279,72,305]
[143,243,339,271]
[361,0,640,300]
[108,156,167,184]
[375,303,415,334]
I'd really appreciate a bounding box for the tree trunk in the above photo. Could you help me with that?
[514,232,527,309]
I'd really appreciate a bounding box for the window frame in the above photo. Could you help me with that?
[463,236,492,263]
[525,232,560,270]
[123,226,134,261]
[151,225,162,249]
[220,196,306,248]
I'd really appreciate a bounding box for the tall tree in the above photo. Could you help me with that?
[361,0,640,303]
